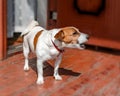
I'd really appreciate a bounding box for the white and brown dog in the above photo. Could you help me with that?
[21,20,89,84]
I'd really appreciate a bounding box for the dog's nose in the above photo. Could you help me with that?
[86,35,90,39]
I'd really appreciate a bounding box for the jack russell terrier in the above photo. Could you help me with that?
[21,20,89,84]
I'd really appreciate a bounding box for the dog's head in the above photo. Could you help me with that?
[54,27,89,49]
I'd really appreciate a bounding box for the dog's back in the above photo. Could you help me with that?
[21,20,44,52]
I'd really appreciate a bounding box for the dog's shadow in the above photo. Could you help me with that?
[29,57,81,77]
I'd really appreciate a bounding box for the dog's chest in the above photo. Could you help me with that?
[49,46,60,58]
[46,39,62,58]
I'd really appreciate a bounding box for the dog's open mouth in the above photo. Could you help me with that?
[79,43,85,49]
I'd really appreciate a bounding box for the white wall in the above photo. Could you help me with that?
[37,0,48,28]
[7,0,48,38]
[14,0,36,32]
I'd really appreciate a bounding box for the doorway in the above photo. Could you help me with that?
[7,0,37,55]
[1,0,48,59]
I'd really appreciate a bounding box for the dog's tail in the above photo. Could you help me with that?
[21,20,39,37]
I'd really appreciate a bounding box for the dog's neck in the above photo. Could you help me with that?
[49,29,64,52]
[51,39,64,53]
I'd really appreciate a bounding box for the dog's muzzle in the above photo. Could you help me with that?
[78,33,89,49]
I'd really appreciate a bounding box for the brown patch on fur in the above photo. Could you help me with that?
[34,30,43,50]
[54,30,65,41]
[55,27,80,44]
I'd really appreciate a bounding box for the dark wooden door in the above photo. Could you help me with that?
[48,0,120,49]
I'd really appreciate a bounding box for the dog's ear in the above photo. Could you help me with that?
[54,30,65,41]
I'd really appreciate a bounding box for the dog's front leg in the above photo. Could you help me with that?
[36,59,44,85]
[54,53,62,80]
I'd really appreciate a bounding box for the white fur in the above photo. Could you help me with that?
[22,20,88,85]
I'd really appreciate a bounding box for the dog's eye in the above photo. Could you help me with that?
[73,32,78,35]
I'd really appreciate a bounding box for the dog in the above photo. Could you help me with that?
[21,20,89,84]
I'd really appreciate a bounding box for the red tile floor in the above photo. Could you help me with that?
[0,43,120,96]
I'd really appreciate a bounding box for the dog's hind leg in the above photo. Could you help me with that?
[54,53,62,80]
[36,59,44,84]
[23,39,30,71]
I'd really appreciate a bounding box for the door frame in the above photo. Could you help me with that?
[0,0,7,60]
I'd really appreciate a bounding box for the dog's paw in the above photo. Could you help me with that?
[54,75,62,80]
[36,78,44,85]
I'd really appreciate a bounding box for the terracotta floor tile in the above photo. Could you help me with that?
[0,48,120,96]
